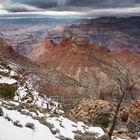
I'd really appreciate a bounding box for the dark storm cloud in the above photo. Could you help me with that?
[11,0,140,9]
[1,0,140,16]
[12,0,57,8]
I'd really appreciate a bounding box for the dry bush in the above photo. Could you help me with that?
[74,132,97,140]
[0,107,3,116]
[25,123,35,130]
[13,120,23,128]
[0,84,17,99]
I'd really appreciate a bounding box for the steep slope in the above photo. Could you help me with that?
[0,38,32,63]
[0,17,140,103]
[27,37,107,97]
[26,36,140,100]
[0,60,106,140]
[69,17,140,52]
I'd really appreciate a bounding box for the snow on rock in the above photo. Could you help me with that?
[15,83,61,113]
[0,63,17,84]
[16,85,29,100]
[0,64,9,71]
[0,76,17,84]
[33,91,59,110]
[113,138,126,140]
[10,70,17,76]
[9,101,20,106]
[0,67,9,73]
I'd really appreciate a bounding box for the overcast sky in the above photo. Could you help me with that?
[0,0,140,16]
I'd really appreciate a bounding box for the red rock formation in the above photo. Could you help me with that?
[1,24,140,100]
[2,34,137,99]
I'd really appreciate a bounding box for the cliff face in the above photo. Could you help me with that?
[0,17,140,101]
[24,35,140,101]
[1,34,140,100]
[26,37,103,96]
[69,17,140,52]
[0,38,31,62]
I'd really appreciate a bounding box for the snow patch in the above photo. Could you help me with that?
[47,116,104,139]
[0,107,58,140]
[0,76,17,84]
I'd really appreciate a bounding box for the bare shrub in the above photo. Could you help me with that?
[25,123,35,130]
[13,120,23,128]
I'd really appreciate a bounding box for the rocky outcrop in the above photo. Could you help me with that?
[70,99,113,121]
[128,100,140,121]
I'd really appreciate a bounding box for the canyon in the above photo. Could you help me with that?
[0,16,140,139]
[1,17,140,101]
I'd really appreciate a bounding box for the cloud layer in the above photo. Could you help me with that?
[0,0,140,16]
[10,0,140,8]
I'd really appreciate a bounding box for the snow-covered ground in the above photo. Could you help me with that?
[47,116,104,139]
[0,62,135,140]
[0,106,105,140]
[0,62,105,140]
[0,107,57,140]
